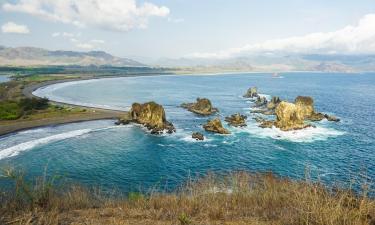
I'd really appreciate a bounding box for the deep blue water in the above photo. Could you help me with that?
[0,72,374,192]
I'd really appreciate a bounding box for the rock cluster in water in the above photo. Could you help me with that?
[250,93,340,131]
[203,118,230,134]
[192,132,204,141]
[117,101,175,134]
[181,98,218,115]
[225,113,247,127]
[116,88,340,137]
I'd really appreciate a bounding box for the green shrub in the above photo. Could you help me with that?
[19,97,49,111]
[0,101,22,120]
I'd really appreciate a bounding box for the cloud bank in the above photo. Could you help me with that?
[3,0,170,31]
[1,22,30,34]
[190,14,375,58]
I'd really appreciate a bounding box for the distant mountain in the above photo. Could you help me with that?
[152,54,375,72]
[0,46,146,67]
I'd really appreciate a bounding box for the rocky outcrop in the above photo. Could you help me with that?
[117,102,175,134]
[225,113,247,127]
[255,96,268,107]
[192,132,204,141]
[181,98,218,116]
[203,118,230,134]
[294,96,315,119]
[243,87,258,98]
[294,96,339,122]
[275,101,311,131]
[325,114,340,122]
[267,96,281,110]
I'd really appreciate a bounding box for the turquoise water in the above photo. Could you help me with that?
[0,76,9,83]
[0,73,374,192]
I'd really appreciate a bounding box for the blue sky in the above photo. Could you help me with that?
[1,0,375,59]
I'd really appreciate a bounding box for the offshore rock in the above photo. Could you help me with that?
[203,118,230,134]
[117,102,175,134]
[192,132,204,141]
[275,101,311,131]
[181,98,218,115]
[243,87,259,98]
[225,113,247,127]
[259,120,275,129]
[294,96,339,122]
[255,96,268,107]
[294,96,315,119]
[325,114,340,122]
[267,96,281,110]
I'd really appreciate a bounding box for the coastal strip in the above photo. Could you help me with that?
[0,77,128,137]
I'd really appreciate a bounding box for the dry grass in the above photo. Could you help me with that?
[1,170,374,225]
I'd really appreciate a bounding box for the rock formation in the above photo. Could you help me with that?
[181,98,218,115]
[325,114,340,122]
[275,101,311,131]
[203,118,230,134]
[192,132,204,141]
[267,96,281,110]
[117,102,175,134]
[225,113,247,127]
[243,87,259,98]
[294,96,339,122]
[255,96,268,107]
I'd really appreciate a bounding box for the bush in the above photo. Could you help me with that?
[0,97,49,120]
[0,101,22,120]
[19,97,49,111]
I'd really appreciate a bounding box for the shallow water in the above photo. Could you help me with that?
[0,76,10,83]
[0,72,374,192]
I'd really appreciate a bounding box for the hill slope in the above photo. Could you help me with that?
[0,46,145,67]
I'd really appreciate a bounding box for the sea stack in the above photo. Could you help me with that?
[117,102,175,134]
[275,101,311,131]
[243,87,259,98]
[181,98,218,115]
[225,113,247,127]
[203,118,230,134]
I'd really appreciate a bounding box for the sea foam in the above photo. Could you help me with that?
[231,121,345,143]
[0,125,131,160]
[0,129,92,160]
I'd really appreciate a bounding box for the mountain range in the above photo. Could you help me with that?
[0,46,145,67]
[1,46,375,72]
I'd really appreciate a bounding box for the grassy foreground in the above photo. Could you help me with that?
[0,170,374,225]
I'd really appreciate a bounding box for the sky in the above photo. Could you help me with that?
[1,0,375,59]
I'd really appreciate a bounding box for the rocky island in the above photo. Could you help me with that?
[225,113,247,127]
[243,87,259,98]
[117,102,175,134]
[255,96,340,131]
[192,132,205,141]
[181,98,218,115]
[203,118,230,134]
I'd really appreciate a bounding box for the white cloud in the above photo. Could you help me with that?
[190,14,375,58]
[90,39,105,44]
[76,43,94,50]
[3,0,169,32]
[1,22,30,34]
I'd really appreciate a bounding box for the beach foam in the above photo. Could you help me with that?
[0,125,131,160]
[0,129,92,160]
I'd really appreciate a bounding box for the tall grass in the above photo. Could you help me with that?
[0,170,374,225]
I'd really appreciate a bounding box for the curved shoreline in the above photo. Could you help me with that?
[0,76,129,137]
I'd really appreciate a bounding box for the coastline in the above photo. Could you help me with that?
[0,70,359,137]
[0,76,129,137]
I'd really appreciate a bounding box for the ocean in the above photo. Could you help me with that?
[0,72,374,192]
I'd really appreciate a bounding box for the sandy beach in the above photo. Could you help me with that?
[0,77,128,137]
